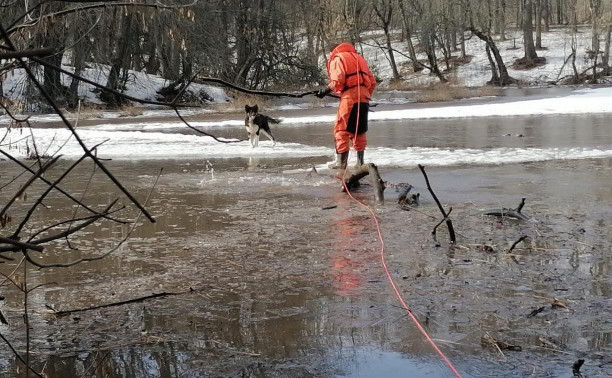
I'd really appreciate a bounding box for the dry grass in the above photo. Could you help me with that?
[63,103,104,119]
[386,79,416,91]
[118,105,144,117]
[414,84,501,103]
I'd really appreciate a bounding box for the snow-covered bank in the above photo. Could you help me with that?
[1,64,229,108]
[3,127,611,168]
[364,26,611,86]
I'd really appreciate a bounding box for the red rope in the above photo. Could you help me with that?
[339,177,462,378]
[337,60,462,377]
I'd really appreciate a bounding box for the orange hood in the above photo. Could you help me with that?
[327,42,357,75]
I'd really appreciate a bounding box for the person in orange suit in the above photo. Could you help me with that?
[316,42,377,169]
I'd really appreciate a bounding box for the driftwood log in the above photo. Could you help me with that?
[485,198,531,221]
[341,163,385,204]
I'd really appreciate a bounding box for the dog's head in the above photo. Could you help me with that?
[245,105,258,121]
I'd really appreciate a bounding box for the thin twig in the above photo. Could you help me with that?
[508,235,528,253]
[0,148,125,223]
[0,201,118,253]
[25,168,162,268]
[50,288,193,316]
[0,155,60,219]
[0,332,43,377]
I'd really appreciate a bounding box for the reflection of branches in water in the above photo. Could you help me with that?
[25,168,162,269]
[0,148,125,223]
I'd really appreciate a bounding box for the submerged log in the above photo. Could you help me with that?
[484,198,531,221]
[397,183,420,209]
[341,163,385,204]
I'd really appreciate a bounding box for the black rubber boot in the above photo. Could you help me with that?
[355,150,365,168]
[328,151,349,169]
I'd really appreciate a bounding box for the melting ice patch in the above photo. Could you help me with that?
[0,128,330,159]
[365,146,612,167]
[2,127,611,166]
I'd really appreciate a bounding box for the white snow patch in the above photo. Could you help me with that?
[1,64,229,109]
[3,127,610,167]
[0,127,330,160]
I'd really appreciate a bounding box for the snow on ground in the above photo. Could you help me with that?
[360,26,608,86]
[1,63,229,107]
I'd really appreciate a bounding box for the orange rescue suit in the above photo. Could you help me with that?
[326,43,377,153]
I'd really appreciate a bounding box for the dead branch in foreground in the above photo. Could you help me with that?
[48,288,195,316]
[484,198,531,221]
[418,164,456,244]
[508,235,528,253]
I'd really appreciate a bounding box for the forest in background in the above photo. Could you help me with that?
[1,0,611,110]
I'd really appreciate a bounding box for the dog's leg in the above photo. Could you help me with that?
[254,133,259,147]
[260,129,276,146]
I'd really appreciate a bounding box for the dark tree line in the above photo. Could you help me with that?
[1,0,611,110]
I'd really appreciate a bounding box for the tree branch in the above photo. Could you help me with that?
[0,236,44,252]
[0,22,156,223]
[418,164,456,243]
[0,149,125,224]
[0,47,53,59]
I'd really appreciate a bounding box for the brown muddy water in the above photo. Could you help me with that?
[0,155,610,378]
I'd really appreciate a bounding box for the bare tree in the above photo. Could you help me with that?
[536,0,544,48]
[373,0,401,81]
[523,0,540,61]
[397,0,423,72]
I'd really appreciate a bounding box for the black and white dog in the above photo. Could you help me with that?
[244,104,279,147]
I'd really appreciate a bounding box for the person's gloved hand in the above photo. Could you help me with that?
[315,88,331,99]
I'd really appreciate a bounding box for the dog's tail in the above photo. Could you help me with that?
[266,116,281,124]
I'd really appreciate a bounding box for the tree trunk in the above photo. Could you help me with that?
[570,0,578,32]
[69,33,90,108]
[469,27,516,86]
[543,0,550,31]
[499,0,507,41]
[385,28,401,81]
[603,25,611,69]
[535,0,543,48]
[234,0,252,85]
[485,44,500,84]
[39,20,65,103]
[398,0,420,72]
[104,12,133,105]
[589,0,601,54]
[374,3,400,81]
[523,0,539,61]
[42,49,64,102]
